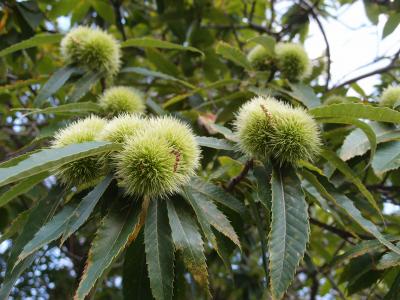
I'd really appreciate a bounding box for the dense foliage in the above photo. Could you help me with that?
[1,0,400,299]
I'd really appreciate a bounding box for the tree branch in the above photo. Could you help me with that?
[110,0,127,41]
[310,217,372,241]
[225,159,253,192]
[300,0,331,90]
[332,48,400,90]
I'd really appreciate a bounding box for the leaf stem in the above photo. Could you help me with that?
[128,195,151,244]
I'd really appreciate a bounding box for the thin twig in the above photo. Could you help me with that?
[226,159,254,192]
[300,0,331,90]
[110,0,127,40]
[310,217,372,241]
[332,48,400,90]
[248,0,256,23]
[268,0,275,31]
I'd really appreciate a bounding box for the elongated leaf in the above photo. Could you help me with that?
[0,33,63,57]
[372,141,400,175]
[384,271,400,300]
[145,199,175,300]
[289,83,321,108]
[0,255,37,300]
[122,37,204,56]
[247,35,276,55]
[321,149,381,217]
[68,71,102,102]
[0,172,48,208]
[20,102,102,116]
[184,184,240,249]
[181,188,231,271]
[195,136,234,151]
[16,175,113,265]
[181,189,218,249]
[0,209,31,244]
[121,67,195,89]
[123,232,153,300]
[34,66,77,107]
[331,236,400,266]
[0,150,40,169]
[206,124,238,142]
[301,170,400,255]
[320,117,377,165]
[166,199,209,293]
[163,79,240,108]
[310,103,400,123]
[269,168,309,300]
[377,250,400,270]
[0,189,64,299]
[75,202,141,300]
[339,122,400,161]
[253,163,272,212]
[216,41,252,70]
[189,177,245,215]
[0,141,119,187]
[145,48,181,77]
[382,13,400,39]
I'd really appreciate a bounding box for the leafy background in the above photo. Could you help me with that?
[1,0,400,299]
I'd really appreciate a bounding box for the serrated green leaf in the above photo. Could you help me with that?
[206,124,238,142]
[67,71,102,102]
[377,250,400,270]
[320,117,377,165]
[16,175,113,265]
[33,66,77,107]
[146,98,166,115]
[181,189,231,270]
[90,0,115,24]
[246,35,276,55]
[123,232,153,300]
[0,33,63,57]
[166,199,210,294]
[269,168,309,300]
[0,172,48,208]
[310,103,400,123]
[195,136,234,150]
[0,150,40,169]
[121,37,204,56]
[382,13,400,39]
[372,141,400,175]
[0,141,120,187]
[331,236,400,266]
[121,67,195,89]
[75,202,141,300]
[145,48,181,77]
[0,189,64,299]
[350,83,367,97]
[253,163,272,212]
[301,170,400,255]
[321,149,381,217]
[184,183,240,249]
[0,255,36,300]
[181,188,218,249]
[216,41,252,70]
[189,177,245,215]
[18,102,102,116]
[339,122,400,161]
[145,198,175,300]
[288,83,321,108]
